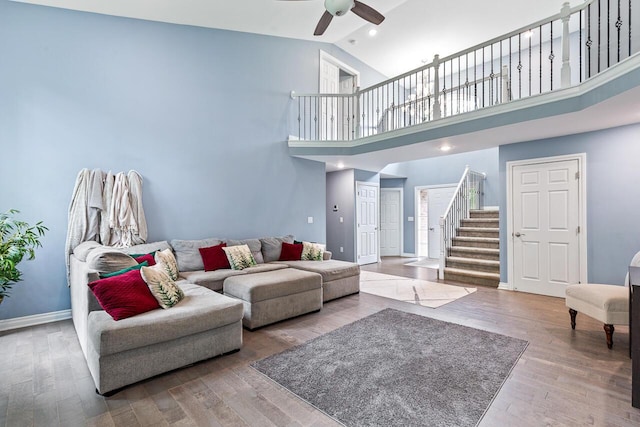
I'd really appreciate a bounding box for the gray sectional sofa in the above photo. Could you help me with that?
[69,235,360,394]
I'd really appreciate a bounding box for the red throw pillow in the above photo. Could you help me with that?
[134,253,156,266]
[88,269,160,321]
[279,242,304,261]
[199,243,231,271]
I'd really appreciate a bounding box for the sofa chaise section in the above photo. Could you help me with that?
[86,283,243,394]
[274,259,360,301]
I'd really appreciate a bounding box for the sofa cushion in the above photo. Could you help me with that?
[260,235,295,263]
[141,264,185,309]
[87,283,243,356]
[179,269,247,292]
[199,243,231,271]
[170,238,224,272]
[223,244,257,270]
[274,259,360,283]
[228,238,264,264]
[242,263,289,274]
[86,247,138,273]
[121,241,172,255]
[88,269,160,321]
[279,242,303,261]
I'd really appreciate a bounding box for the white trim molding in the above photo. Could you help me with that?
[498,282,512,291]
[380,187,404,257]
[0,309,71,332]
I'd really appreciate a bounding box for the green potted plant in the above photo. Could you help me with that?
[0,209,48,304]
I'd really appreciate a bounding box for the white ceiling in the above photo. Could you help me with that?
[13,0,582,77]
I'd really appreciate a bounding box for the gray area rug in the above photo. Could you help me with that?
[252,308,528,427]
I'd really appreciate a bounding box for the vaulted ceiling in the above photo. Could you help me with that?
[12,0,582,77]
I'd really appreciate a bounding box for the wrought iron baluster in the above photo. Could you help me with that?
[518,33,522,99]
[482,46,485,108]
[616,0,622,62]
[608,0,611,68]
[587,4,592,78]
[629,0,632,56]
[598,0,602,73]
[580,9,583,82]
[528,29,532,96]
[539,25,543,93]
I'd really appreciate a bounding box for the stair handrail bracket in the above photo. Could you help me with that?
[291,0,637,143]
[439,167,486,279]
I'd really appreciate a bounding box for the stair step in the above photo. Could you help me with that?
[460,218,499,229]
[449,246,500,261]
[469,209,499,219]
[457,227,499,238]
[446,256,500,273]
[452,236,499,249]
[444,267,500,287]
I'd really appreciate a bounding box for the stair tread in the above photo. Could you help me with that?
[450,246,500,253]
[458,227,499,231]
[444,267,500,279]
[462,218,499,222]
[447,256,499,265]
[453,236,500,242]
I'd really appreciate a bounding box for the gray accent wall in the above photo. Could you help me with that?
[381,147,499,254]
[499,123,640,286]
[0,1,384,320]
[326,170,356,262]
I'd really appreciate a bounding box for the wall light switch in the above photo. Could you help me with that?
[408,216,414,222]
[339,217,343,223]
[307,216,314,224]
[340,247,344,253]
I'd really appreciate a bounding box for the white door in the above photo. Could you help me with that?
[512,159,581,297]
[319,61,339,140]
[357,183,379,265]
[380,189,401,256]
[339,75,355,140]
[417,190,429,257]
[427,186,457,259]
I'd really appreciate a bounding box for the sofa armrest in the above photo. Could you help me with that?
[69,254,101,359]
[323,251,332,260]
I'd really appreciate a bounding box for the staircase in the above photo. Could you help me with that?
[443,209,500,287]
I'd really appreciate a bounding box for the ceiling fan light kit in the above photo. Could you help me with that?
[282,0,384,36]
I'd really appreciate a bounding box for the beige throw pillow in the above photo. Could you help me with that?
[301,242,324,261]
[155,248,179,280]
[140,264,185,309]
[222,244,257,270]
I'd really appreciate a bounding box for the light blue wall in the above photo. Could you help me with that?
[0,1,385,320]
[381,147,499,254]
[499,123,640,285]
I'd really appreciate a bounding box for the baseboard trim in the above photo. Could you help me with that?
[402,253,417,258]
[483,206,499,210]
[497,282,512,291]
[0,309,72,332]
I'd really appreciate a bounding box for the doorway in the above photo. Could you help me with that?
[380,188,403,256]
[507,154,587,297]
[319,51,359,140]
[356,181,379,265]
[415,185,457,259]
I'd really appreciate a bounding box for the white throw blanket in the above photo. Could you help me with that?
[65,169,91,281]
[127,170,147,245]
[99,171,114,246]
[109,172,138,248]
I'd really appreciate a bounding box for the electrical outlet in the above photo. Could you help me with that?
[408,216,414,222]
[339,217,343,223]
[307,216,313,224]
[340,247,344,252]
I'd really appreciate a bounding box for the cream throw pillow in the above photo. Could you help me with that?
[140,264,185,309]
[301,242,324,261]
[155,248,179,280]
[222,244,257,270]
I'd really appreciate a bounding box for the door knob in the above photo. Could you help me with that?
[514,232,525,237]
[429,227,435,231]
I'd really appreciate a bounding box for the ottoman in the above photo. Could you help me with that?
[274,259,360,301]
[223,268,323,330]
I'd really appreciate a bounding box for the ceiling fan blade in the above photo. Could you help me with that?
[314,10,333,36]
[351,1,385,25]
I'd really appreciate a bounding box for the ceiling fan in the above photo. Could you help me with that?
[281,0,385,36]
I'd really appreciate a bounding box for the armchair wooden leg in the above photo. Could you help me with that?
[569,308,577,330]
[604,324,615,349]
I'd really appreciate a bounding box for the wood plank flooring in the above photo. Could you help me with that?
[1,257,638,426]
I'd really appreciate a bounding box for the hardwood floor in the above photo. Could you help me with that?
[1,257,638,426]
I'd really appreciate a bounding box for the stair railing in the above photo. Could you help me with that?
[292,0,638,142]
[439,167,486,279]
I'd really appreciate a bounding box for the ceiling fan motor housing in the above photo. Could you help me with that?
[325,0,355,16]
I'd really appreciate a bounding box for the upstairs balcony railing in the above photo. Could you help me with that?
[292,0,639,142]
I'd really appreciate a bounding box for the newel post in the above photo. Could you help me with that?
[432,54,442,120]
[561,2,572,88]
